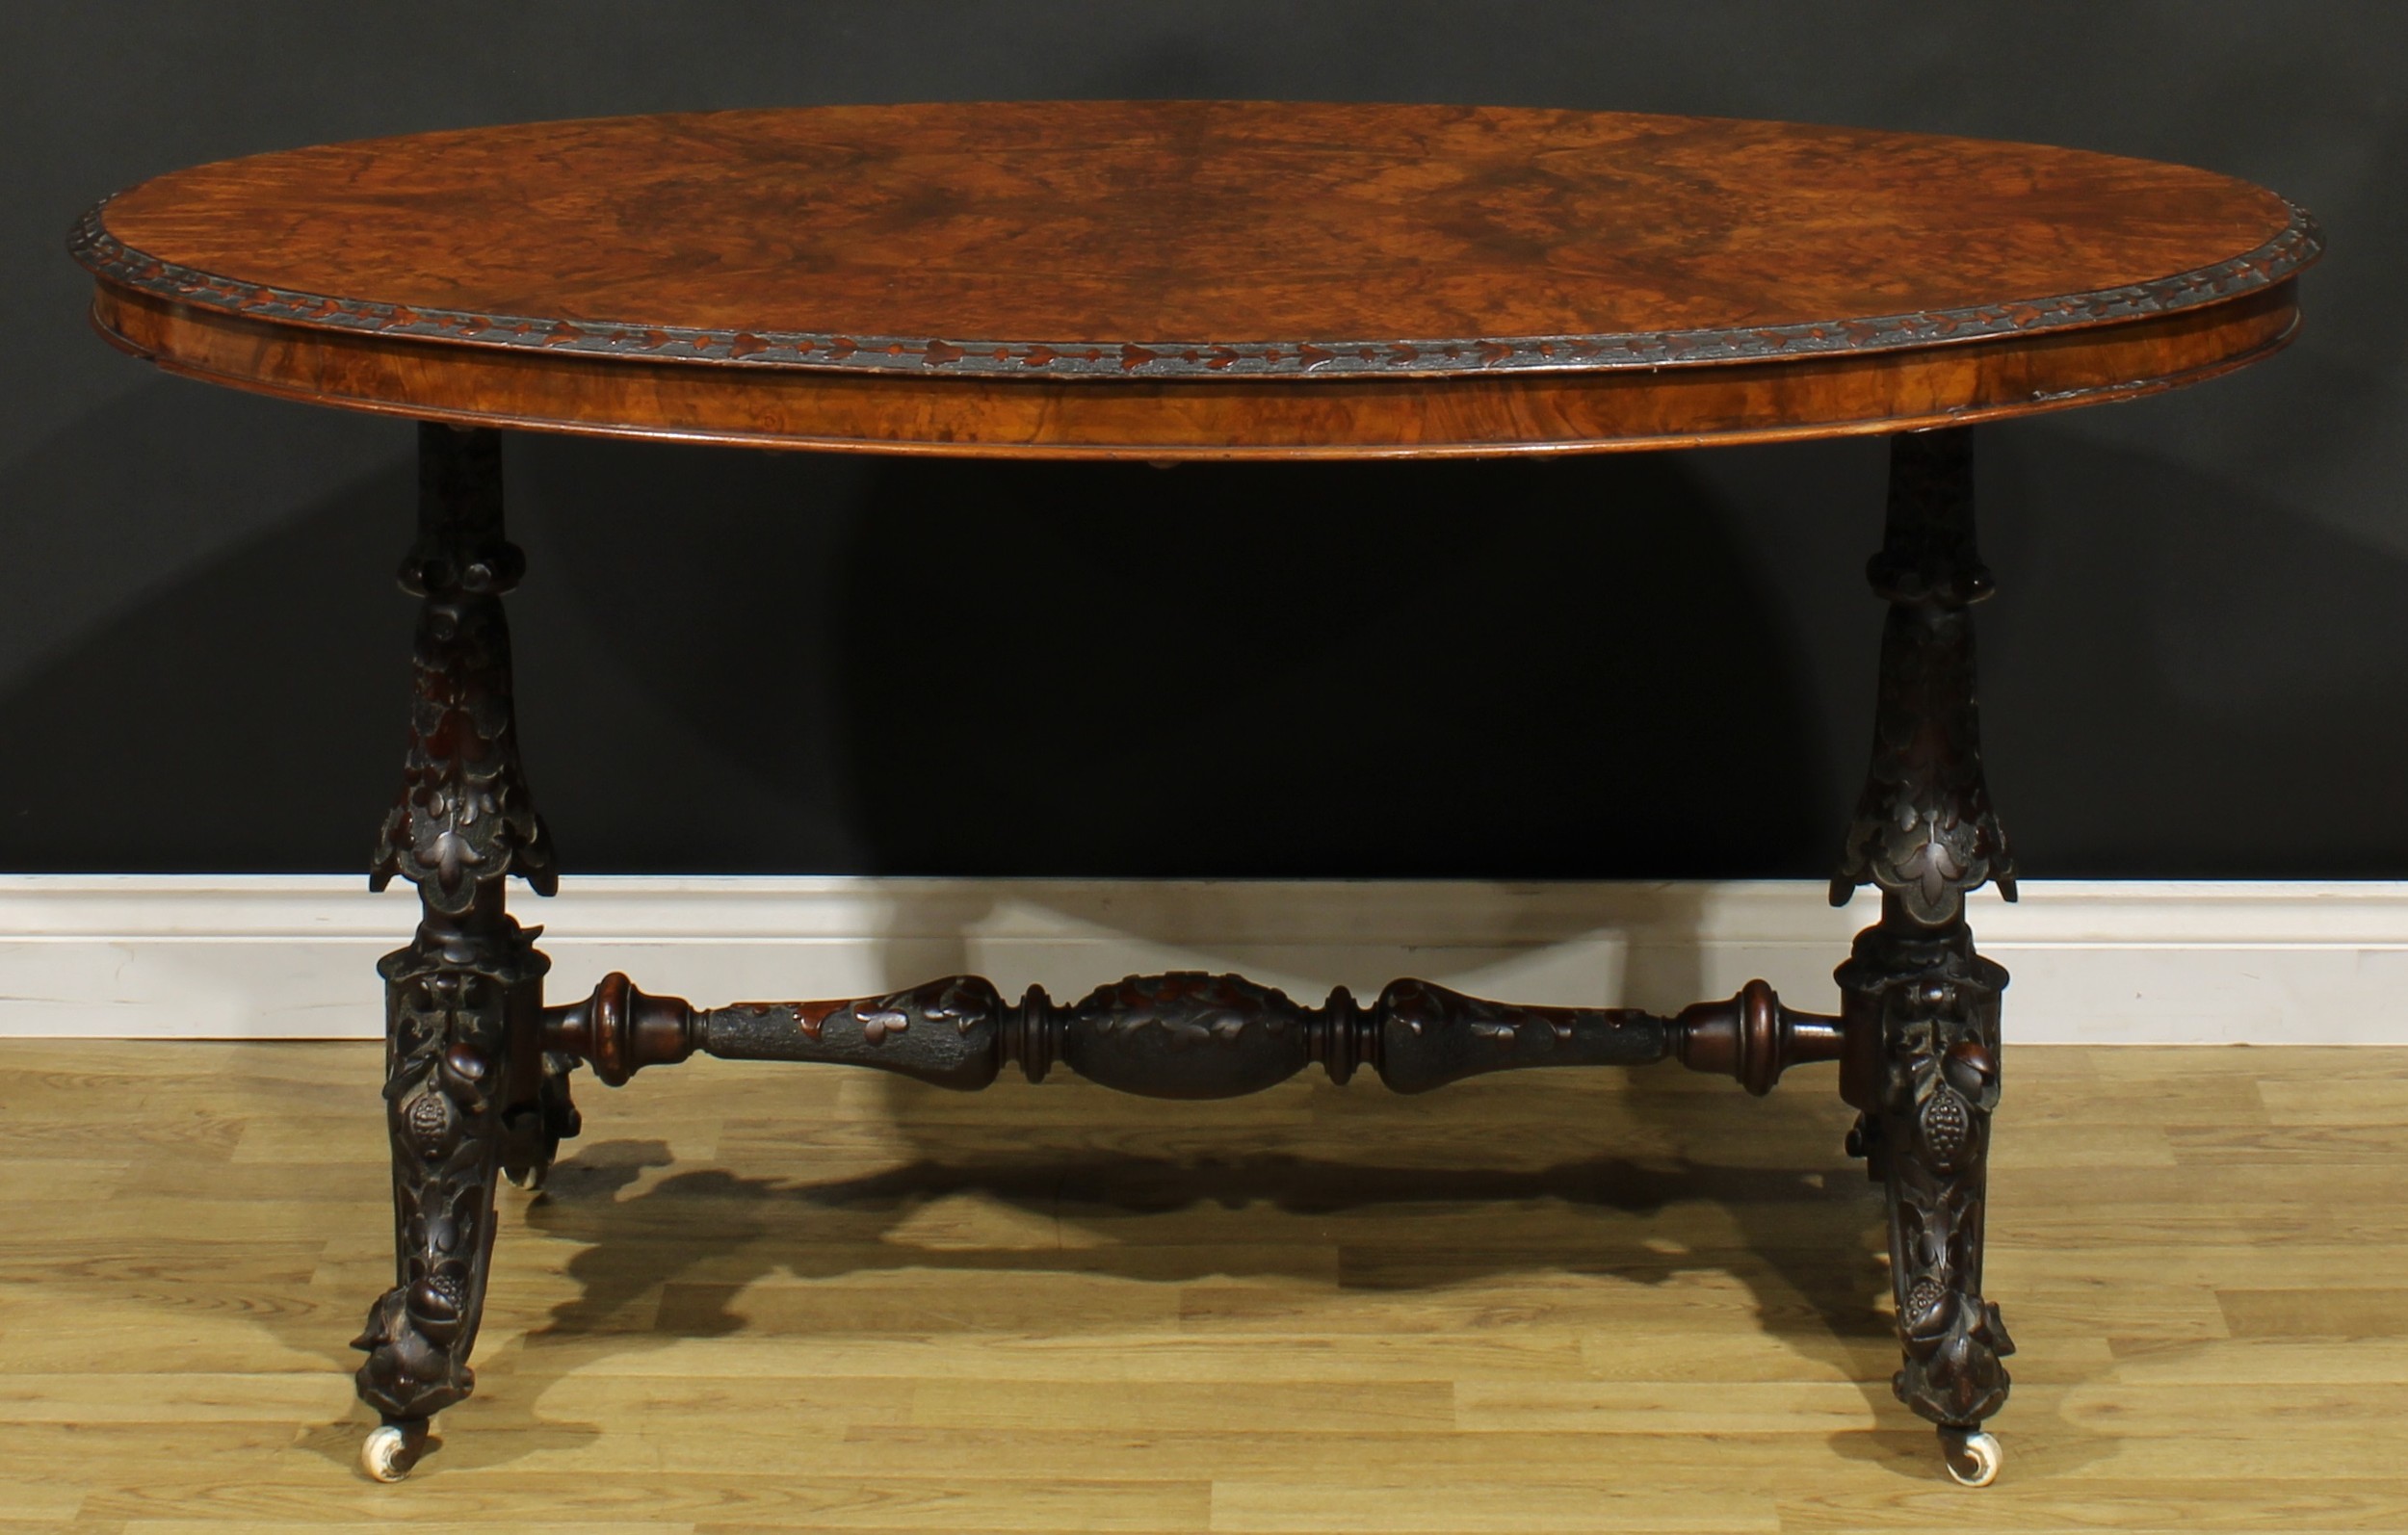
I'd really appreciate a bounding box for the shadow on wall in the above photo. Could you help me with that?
[6,400,2408,878]
[0,379,412,872]
[1981,421,2408,875]
[0,387,1849,875]
[520,442,1836,878]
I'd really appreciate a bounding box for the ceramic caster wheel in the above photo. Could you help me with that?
[361,1420,426,1482]
[1940,1427,2002,1488]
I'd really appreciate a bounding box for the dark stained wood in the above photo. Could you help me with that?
[72,106,2318,1489]
[353,427,555,1452]
[1831,429,2015,1470]
[75,102,2316,456]
[537,970,1845,1098]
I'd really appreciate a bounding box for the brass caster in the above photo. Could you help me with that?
[1940,1425,2002,1487]
[361,1418,427,1482]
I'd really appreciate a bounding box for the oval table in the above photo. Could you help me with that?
[72,100,2319,1489]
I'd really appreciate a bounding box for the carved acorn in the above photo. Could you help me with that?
[1896,1288,2016,1427]
[1943,1038,2000,1102]
[438,1036,493,1098]
[406,1260,475,1346]
[352,1282,473,1418]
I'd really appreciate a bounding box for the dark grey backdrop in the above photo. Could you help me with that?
[4,3,2401,878]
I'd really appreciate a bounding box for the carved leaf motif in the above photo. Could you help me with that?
[1080,975,1297,1051]
[369,505,555,913]
[355,922,539,1421]
[1831,432,2016,922]
[1849,917,2014,1429]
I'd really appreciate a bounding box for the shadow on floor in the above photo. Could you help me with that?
[293,1056,1941,1478]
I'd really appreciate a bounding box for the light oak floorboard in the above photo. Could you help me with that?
[0,1040,2400,1533]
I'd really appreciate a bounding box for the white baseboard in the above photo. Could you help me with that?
[0,875,2401,1045]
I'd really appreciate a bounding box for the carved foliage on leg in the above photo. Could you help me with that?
[1843,924,2015,1426]
[1833,603,2012,924]
[353,917,545,1420]
[1831,428,2015,924]
[370,425,555,915]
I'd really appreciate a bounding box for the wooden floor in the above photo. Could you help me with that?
[1,1041,2401,1533]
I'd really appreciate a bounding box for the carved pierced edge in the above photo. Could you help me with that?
[70,197,2319,380]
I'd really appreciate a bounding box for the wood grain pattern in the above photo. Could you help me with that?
[3,1040,2402,1529]
[74,102,2317,455]
[76,103,2314,377]
[90,274,2299,459]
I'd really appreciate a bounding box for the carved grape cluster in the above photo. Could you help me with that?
[405,1090,451,1148]
[1904,1275,1950,1329]
[1920,1087,1972,1168]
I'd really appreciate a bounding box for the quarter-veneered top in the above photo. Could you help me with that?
[79,101,2312,381]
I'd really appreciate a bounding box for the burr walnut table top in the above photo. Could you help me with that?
[74,100,2317,457]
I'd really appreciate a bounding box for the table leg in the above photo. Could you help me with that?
[330,423,2015,1486]
[1832,426,2017,1486]
[352,424,564,1481]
